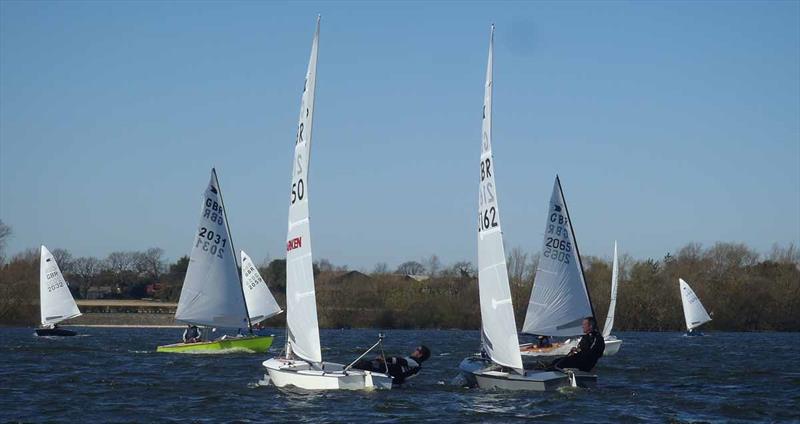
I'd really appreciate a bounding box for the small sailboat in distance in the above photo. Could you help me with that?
[679,278,711,336]
[36,245,81,337]
[458,25,595,391]
[156,169,276,353]
[601,241,623,355]
[263,16,392,390]
[241,250,283,326]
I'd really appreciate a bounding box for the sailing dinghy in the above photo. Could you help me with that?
[35,245,81,337]
[601,241,622,355]
[518,176,597,360]
[679,278,711,336]
[263,17,392,390]
[457,25,595,391]
[157,169,276,354]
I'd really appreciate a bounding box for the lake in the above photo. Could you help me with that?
[1,328,798,422]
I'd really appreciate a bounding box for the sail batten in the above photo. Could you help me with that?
[522,177,594,337]
[602,241,619,338]
[679,278,711,331]
[175,169,250,329]
[285,17,322,364]
[241,251,283,325]
[476,25,523,374]
[39,245,81,327]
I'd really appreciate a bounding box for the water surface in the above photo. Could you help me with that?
[1,328,797,422]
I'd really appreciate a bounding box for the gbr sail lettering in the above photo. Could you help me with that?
[478,157,498,232]
[543,206,572,264]
[195,195,226,259]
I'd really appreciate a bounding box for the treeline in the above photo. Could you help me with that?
[0,218,797,331]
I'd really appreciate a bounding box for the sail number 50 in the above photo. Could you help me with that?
[291,179,305,204]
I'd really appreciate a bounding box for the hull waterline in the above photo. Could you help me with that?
[35,327,77,337]
[263,358,392,390]
[156,335,273,353]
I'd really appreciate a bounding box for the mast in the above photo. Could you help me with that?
[212,168,253,332]
[556,175,596,320]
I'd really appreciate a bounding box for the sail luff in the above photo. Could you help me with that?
[476,24,523,374]
[285,16,322,364]
[602,241,618,338]
[557,176,596,321]
[212,169,253,331]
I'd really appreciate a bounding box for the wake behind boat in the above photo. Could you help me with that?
[262,17,392,390]
[457,25,595,391]
[36,245,81,337]
[156,169,276,354]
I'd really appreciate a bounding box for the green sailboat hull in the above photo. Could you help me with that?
[156,335,274,354]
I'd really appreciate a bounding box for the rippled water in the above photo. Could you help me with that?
[1,328,798,423]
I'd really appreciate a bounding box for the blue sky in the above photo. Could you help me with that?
[1,1,798,269]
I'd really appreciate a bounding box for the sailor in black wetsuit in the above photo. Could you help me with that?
[551,317,604,372]
[352,345,431,385]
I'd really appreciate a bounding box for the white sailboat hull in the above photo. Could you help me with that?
[458,356,596,391]
[263,358,392,390]
[603,337,622,356]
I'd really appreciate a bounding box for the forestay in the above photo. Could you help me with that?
[523,177,594,337]
[175,169,250,329]
[39,245,81,326]
[679,278,711,331]
[241,250,283,325]
[285,17,322,364]
[476,25,523,374]
[602,241,619,338]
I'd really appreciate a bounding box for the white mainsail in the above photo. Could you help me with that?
[477,25,523,373]
[39,245,81,327]
[523,176,594,337]
[679,278,711,331]
[602,241,619,338]
[175,169,250,329]
[285,16,322,364]
[241,250,283,325]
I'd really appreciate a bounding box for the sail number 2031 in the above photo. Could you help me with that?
[196,227,226,259]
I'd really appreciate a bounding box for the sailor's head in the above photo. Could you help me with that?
[582,317,597,333]
[411,345,431,363]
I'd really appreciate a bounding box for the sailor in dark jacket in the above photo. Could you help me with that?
[352,345,431,385]
[552,317,604,372]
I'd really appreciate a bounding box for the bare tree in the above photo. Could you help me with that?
[315,258,334,273]
[450,261,475,279]
[506,247,528,284]
[106,251,138,274]
[71,257,104,298]
[396,261,425,275]
[372,262,389,275]
[424,255,441,277]
[51,248,74,274]
[768,243,800,266]
[0,220,11,265]
[139,247,165,280]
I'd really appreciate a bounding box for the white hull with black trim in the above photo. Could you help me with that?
[263,358,392,390]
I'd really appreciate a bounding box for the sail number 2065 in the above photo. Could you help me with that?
[196,227,226,259]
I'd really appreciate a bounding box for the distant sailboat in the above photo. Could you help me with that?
[241,250,282,326]
[36,245,81,337]
[518,176,596,359]
[458,25,596,391]
[601,241,622,355]
[156,169,276,353]
[263,17,392,390]
[679,278,711,336]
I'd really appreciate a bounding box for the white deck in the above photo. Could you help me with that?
[263,358,392,390]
